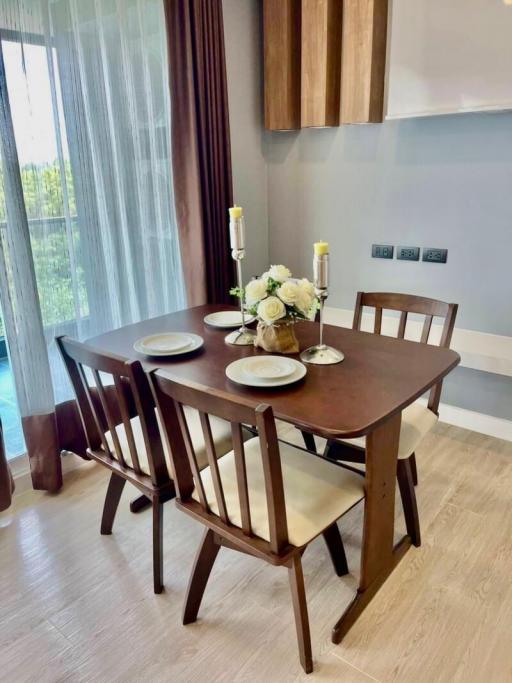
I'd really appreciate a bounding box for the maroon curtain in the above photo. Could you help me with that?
[24,383,139,493]
[0,418,14,511]
[164,0,234,306]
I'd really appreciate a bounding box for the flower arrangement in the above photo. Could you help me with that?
[231,265,318,353]
[234,264,318,323]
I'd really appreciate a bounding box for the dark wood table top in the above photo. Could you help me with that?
[87,304,460,439]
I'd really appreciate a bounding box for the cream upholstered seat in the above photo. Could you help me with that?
[105,407,237,478]
[338,402,438,460]
[192,436,365,548]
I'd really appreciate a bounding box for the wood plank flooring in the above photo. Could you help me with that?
[0,423,511,682]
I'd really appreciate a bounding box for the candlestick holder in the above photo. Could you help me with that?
[300,253,344,365]
[225,245,256,346]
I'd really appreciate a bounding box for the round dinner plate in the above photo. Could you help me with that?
[134,332,203,357]
[204,310,256,329]
[242,355,296,380]
[226,357,307,388]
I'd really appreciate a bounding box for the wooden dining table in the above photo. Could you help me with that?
[88,303,460,643]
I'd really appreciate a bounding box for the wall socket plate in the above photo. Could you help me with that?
[423,247,448,264]
[372,244,394,259]
[397,246,420,261]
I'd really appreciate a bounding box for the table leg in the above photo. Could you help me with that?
[130,494,152,513]
[130,488,176,514]
[331,412,411,644]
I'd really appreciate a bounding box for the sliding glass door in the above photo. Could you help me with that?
[0,0,184,464]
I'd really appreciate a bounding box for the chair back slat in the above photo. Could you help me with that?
[397,311,408,339]
[353,293,458,415]
[92,369,127,469]
[199,411,229,523]
[374,308,382,334]
[56,336,170,486]
[231,422,252,535]
[420,314,433,344]
[113,375,142,474]
[176,402,208,510]
[255,406,288,554]
[77,362,112,455]
[150,371,291,554]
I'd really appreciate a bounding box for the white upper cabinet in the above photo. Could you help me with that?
[386,0,512,119]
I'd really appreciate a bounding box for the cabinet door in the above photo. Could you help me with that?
[387,0,512,119]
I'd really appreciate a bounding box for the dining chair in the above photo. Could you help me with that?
[149,370,366,674]
[302,292,458,548]
[56,336,240,594]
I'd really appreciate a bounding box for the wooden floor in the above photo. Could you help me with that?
[1,423,512,682]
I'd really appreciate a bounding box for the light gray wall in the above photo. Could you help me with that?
[222,2,512,421]
[266,114,512,336]
[265,115,512,419]
[223,0,268,278]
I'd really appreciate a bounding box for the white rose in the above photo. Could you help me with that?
[277,280,299,305]
[245,278,268,305]
[299,278,316,298]
[267,264,292,283]
[296,290,314,316]
[257,296,286,324]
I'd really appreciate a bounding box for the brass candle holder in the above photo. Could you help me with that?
[300,252,344,365]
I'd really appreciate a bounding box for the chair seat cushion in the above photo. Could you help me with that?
[339,402,438,459]
[104,407,237,479]
[192,437,365,548]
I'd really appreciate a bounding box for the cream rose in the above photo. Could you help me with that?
[266,264,292,283]
[257,295,286,324]
[277,280,299,305]
[245,278,268,305]
[299,278,316,298]
[296,290,314,316]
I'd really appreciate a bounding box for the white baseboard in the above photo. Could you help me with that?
[435,401,512,442]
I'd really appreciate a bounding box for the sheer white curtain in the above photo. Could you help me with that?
[0,0,184,488]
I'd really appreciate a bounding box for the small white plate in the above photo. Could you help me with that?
[134,332,203,357]
[226,357,307,388]
[242,356,296,380]
[204,310,256,329]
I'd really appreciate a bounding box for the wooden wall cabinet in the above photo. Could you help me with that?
[301,0,343,128]
[340,0,388,124]
[263,0,388,129]
[263,0,301,131]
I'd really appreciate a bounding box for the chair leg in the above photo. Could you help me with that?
[130,494,152,513]
[153,499,164,594]
[100,473,126,535]
[322,522,349,577]
[410,452,418,486]
[301,430,317,453]
[183,528,220,625]
[397,458,421,547]
[288,554,313,674]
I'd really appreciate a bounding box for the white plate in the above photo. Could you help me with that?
[204,310,256,329]
[226,357,307,387]
[241,356,296,380]
[134,332,203,357]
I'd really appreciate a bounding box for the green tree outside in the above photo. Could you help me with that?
[0,159,87,339]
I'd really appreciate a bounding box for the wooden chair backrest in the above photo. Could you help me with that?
[150,371,289,555]
[352,292,458,414]
[56,336,169,486]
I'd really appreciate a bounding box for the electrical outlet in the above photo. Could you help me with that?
[372,244,394,259]
[422,248,448,264]
[397,246,420,261]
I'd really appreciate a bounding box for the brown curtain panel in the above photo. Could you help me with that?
[165,0,234,306]
[0,418,14,511]
[24,381,141,493]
